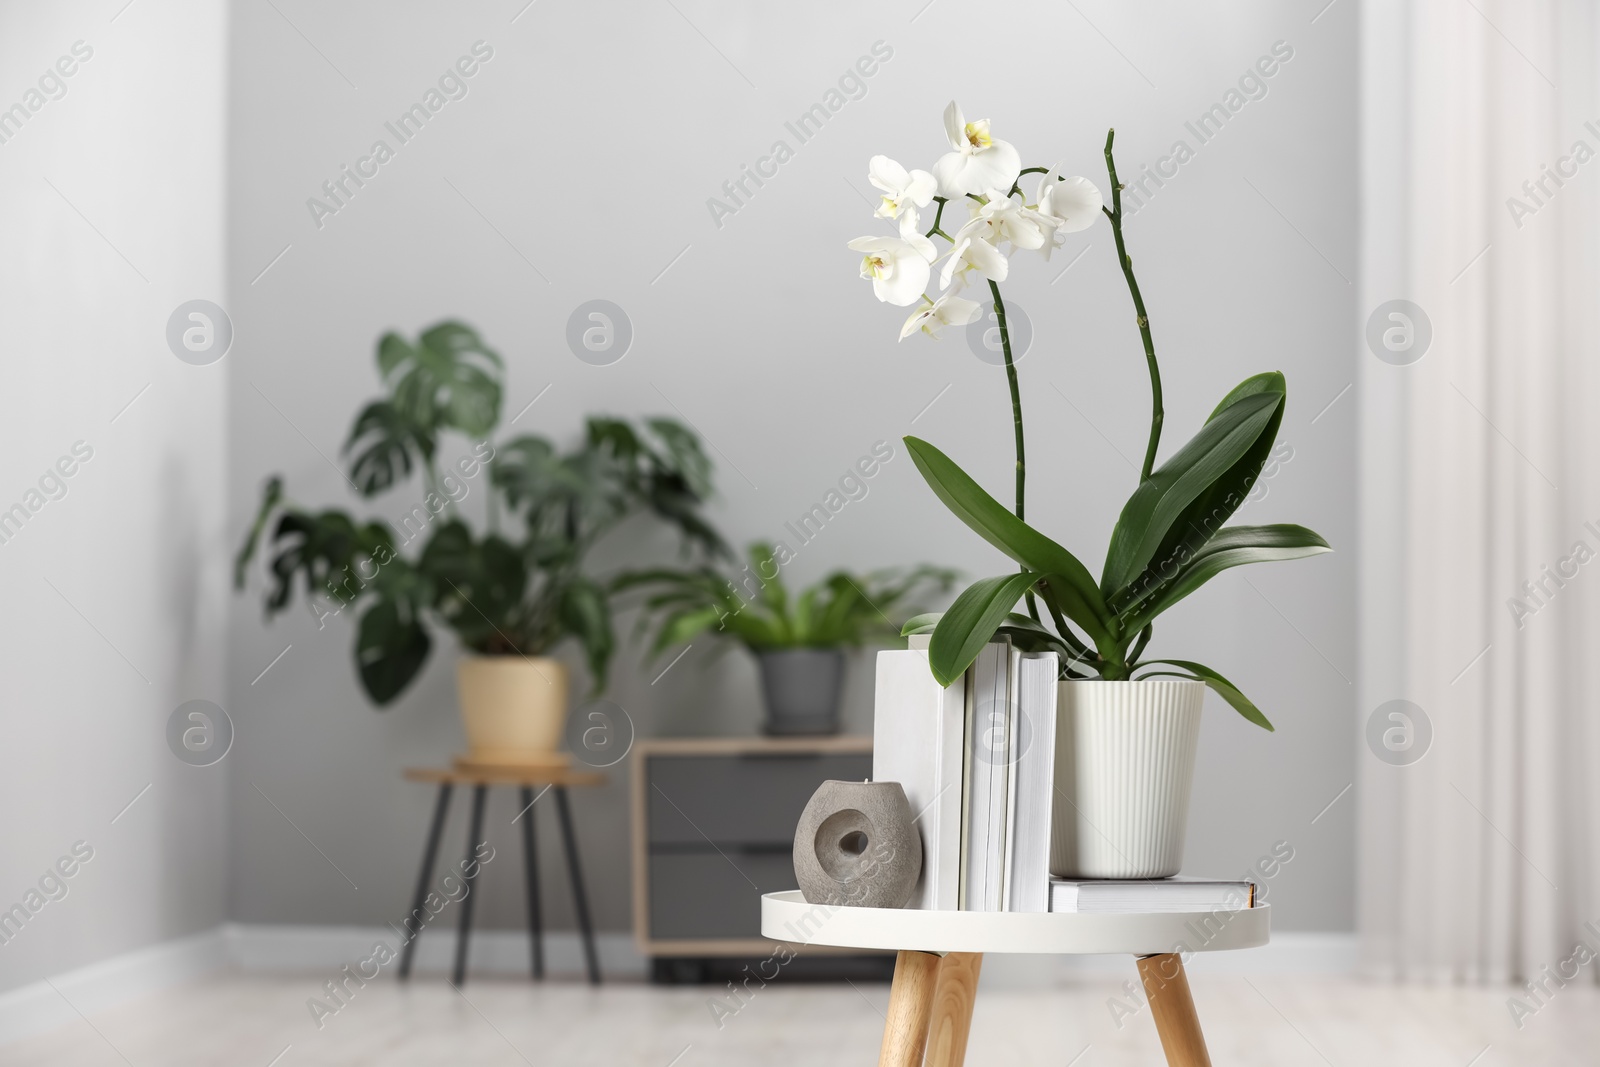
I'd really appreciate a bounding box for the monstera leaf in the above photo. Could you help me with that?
[344,400,437,497]
[356,597,432,705]
[421,521,529,651]
[377,320,503,439]
[258,508,393,613]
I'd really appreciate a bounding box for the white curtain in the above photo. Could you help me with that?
[1359,0,1600,981]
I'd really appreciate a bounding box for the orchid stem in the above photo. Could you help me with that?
[987,279,1041,623]
[1007,166,1050,198]
[1102,128,1164,483]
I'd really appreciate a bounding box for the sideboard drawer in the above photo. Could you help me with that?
[648,849,798,941]
[632,737,872,959]
[647,753,873,846]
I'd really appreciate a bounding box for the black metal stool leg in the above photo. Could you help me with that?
[398,783,452,979]
[451,785,488,987]
[554,786,601,985]
[519,786,545,979]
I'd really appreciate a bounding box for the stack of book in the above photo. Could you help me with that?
[872,638,1254,914]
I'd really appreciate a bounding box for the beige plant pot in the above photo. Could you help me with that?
[456,655,568,763]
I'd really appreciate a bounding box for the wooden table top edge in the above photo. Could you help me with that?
[404,765,607,786]
[632,734,873,756]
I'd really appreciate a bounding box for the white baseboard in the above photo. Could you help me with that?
[0,923,1355,1044]
[0,923,641,1046]
[1189,931,1359,974]
[0,927,232,1045]
[979,931,1359,989]
[224,923,646,981]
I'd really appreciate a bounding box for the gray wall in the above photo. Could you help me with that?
[0,0,230,993]
[226,0,1357,934]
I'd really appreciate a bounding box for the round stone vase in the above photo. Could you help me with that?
[1051,679,1205,879]
[793,780,922,908]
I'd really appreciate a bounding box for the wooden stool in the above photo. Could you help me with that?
[761,890,1269,1066]
[399,764,605,986]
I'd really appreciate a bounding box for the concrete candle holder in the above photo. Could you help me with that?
[793,779,922,909]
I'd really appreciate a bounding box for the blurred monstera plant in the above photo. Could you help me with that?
[234,321,728,705]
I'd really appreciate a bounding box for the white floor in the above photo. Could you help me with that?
[4,968,1597,1065]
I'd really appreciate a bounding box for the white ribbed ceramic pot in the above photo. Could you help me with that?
[1050,679,1205,879]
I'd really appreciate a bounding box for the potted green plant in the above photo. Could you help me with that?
[848,105,1331,877]
[622,544,955,735]
[234,321,727,762]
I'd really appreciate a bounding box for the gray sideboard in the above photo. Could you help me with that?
[631,735,875,977]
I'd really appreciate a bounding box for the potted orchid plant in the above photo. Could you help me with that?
[848,104,1331,878]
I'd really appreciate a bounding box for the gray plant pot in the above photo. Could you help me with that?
[756,648,844,736]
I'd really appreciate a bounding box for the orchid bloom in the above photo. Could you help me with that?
[1032,172,1103,258]
[851,104,1109,342]
[931,101,1021,197]
[938,232,1008,291]
[958,190,1048,252]
[899,291,980,341]
[869,155,937,230]
[847,232,937,306]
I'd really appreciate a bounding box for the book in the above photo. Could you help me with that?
[1003,651,1060,913]
[999,647,1020,910]
[1048,877,1257,914]
[872,648,966,910]
[962,640,1011,911]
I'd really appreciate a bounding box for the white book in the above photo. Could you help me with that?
[872,648,966,910]
[1000,647,1022,911]
[1049,876,1256,914]
[1005,651,1060,913]
[963,641,1011,912]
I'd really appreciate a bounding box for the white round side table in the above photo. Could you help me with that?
[762,890,1269,1067]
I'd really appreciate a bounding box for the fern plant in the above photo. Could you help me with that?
[621,543,956,659]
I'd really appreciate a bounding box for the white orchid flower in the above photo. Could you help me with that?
[931,101,1021,197]
[847,232,937,307]
[869,155,937,230]
[937,232,1008,291]
[899,291,981,341]
[1032,172,1103,258]
[958,190,1048,251]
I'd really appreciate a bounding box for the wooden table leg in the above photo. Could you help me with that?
[924,952,982,1067]
[1136,953,1212,1067]
[878,950,941,1067]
